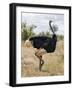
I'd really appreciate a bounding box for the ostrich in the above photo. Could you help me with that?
[29,20,57,71]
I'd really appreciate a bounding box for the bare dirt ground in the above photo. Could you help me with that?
[21,40,64,77]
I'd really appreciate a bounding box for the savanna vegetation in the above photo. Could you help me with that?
[21,22,64,77]
[21,23,64,41]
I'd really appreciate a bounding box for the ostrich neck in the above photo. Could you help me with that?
[49,22,55,34]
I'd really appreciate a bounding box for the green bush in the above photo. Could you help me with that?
[21,23,35,41]
[57,35,64,41]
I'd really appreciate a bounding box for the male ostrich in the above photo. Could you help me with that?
[29,20,57,71]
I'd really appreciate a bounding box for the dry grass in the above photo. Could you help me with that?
[21,40,64,77]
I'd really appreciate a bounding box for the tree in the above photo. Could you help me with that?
[21,23,36,41]
[46,31,50,37]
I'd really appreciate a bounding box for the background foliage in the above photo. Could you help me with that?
[21,23,64,41]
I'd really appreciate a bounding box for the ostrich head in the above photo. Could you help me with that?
[49,20,53,24]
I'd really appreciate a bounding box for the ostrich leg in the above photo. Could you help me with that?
[35,49,44,71]
[39,56,44,71]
